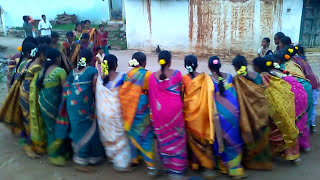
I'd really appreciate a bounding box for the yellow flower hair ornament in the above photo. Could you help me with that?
[295,46,299,50]
[284,54,291,60]
[288,48,294,54]
[237,66,247,76]
[101,60,109,75]
[266,61,272,67]
[129,58,139,67]
[78,57,87,67]
[218,77,224,81]
[159,59,166,65]
[18,46,22,52]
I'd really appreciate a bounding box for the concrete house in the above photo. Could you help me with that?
[0,0,126,27]
[125,0,320,58]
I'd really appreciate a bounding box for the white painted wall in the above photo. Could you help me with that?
[125,0,304,56]
[281,0,304,44]
[0,0,112,27]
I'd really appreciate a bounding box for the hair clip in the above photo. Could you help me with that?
[266,61,272,67]
[30,48,38,57]
[218,77,223,81]
[18,46,22,52]
[47,58,52,61]
[288,48,294,54]
[213,59,219,65]
[295,46,299,50]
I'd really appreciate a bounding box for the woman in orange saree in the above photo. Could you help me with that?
[182,55,215,177]
[118,52,157,176]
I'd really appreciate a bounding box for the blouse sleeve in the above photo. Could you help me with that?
[58,68,67,81]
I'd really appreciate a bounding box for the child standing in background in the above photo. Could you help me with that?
[97,24,109,55]
[258,37,273,57]
[95,46,105,75]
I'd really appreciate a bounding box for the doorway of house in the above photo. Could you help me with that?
[109,0,123,21]
[300,0,320,47]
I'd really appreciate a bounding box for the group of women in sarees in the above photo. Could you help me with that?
[0,32,319,180]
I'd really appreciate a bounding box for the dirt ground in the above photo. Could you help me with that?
[0,37,320,180]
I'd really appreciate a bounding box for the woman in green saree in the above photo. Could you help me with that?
[37,48,69,166]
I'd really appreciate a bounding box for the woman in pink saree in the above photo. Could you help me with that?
[148,50,187,177]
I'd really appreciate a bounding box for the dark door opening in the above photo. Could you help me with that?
[109,0,123,21]
[300,0,320,47]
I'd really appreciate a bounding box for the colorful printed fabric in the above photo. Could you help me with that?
[96,72,131,169]
[211,74,244,177]
[39,67,69,164]
[149,71,187,174]
[260,73,299,153]
[233,75,272,170]
[182,73,215,170]
[65,67,104,165]
[119,67,154,167]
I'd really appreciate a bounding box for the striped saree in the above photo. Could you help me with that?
[118,67,155,168]
[211,74,244,177]
[149,71,187,175]
[39,67,70,165]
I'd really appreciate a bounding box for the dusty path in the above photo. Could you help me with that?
[0,37,320,180]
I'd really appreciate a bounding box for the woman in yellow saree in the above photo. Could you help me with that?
[232,55,272,170]
[20,45,48,157]
[182,55,215,177]
[253,57,300,164]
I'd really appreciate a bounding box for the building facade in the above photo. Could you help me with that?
[0,0,126,27]
[125,0,318,58]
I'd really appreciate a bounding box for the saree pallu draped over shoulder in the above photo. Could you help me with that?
[149,71,187,174]
[0,60,29,134]
[211,74,244,177]
[183,73,216,170]
[96,72,131,170]
[260,73,299,154]
[118,67,155,167]
[233,75,272,170]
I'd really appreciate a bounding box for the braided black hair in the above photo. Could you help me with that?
[102,54,118,86]
[184,55,198,79]
[208,56,225,96]
[232,55,255,82]
[10,42,36,85]
[36,48,61,89]
[78,49,93,70]
[158,50,171,81]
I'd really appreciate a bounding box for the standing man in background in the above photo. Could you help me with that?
[38,14,52,37]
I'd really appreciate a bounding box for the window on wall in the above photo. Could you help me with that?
[110,0,123,20]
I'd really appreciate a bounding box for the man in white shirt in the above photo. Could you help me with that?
[38,14,52,37]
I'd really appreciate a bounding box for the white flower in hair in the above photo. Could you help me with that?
[30,48,38,57]
[186,66,193,73]
[129,58,139,67]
